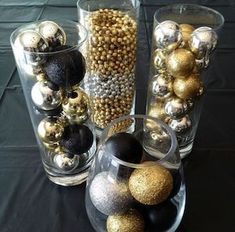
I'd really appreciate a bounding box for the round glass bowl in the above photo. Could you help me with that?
[85,115,185,232]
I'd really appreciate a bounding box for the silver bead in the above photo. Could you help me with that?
[165,97,189,119]
[154,20,182,52]
[53,153,79,172]
[189,26,218,59]
[168,115,192,135]
[152,74,173,99]
[38,21,66,48]
[89,172,133,215]
[31,81,62,111]
[15,30,48,65]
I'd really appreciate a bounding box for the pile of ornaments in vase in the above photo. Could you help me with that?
[14,20,94,172]
[83,9,137,129]
[88,132,181,232]
[147,20,217,143]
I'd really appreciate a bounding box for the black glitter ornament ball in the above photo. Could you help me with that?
[43,45,86,88]
[137,200,177,232]
[105,132,143,163]
[60,124,93,155]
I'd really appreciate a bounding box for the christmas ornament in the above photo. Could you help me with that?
[189,26,218,59]
[166,48,195,78]
[53,152,79,171]
[147,103,169,123]
[128,163,173,205]
[38,117,64,145]
[173,74,203,100]
[151,74,173,99]
[106,209,145,232]
[104,132,143,164]
[89,172,133,215]
[31,81,62,111]
[169,169,182,198]
[164,97,189,119]
[154,20,182,52]
[168,115,192,135]
[62,87,89,123]
[138,200,177,232]
[43,45,86,87]
[179,24,195,45]
[38,21,66,49]
[153,49,167,71]
[14,30,48,65]
[60,124,93,155]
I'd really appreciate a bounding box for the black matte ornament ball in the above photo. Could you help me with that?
[137,200,178,232]
[105,132,143,163]
[60,124,93,155]
[43,45,86,88]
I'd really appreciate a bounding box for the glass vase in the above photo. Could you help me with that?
[10,19,96,186]
[146,4,224,158]
[77,0,140,133]
[86,115,185,232]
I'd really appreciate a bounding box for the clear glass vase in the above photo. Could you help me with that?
[10,19,96,186]
[86,115,185,232]
[77,0,140,133]
[146,4,224,158]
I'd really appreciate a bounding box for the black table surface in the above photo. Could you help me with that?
[0,0,235,231]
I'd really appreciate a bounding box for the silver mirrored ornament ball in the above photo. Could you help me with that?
[53,152,79,172]
[165,97,190,119]
[168,115,192,135]
[189,26,218,59]
[38,21,66,48]
[154,20,182,52]
[14,30,48,65]
[152,74,173,99]
[31,81,62,111]
[89,171,133,215]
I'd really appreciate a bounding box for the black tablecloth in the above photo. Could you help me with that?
[0,0,235,231]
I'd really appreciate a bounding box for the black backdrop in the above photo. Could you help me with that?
[0,0,235,231]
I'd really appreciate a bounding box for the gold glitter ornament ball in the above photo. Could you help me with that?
[173,74,203,100]
[147,103,169,124]
[106,209,145,232]
[166,48,195,78]
[128,163,173,205]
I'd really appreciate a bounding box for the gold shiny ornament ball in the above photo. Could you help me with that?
[128,163,173,205]
[173,74,203,100]
[166,48,195,78]
[147,103,169,124]
[179,24,195,45]
[153,49,167,71]
[38,117,64,144]
[106,209,145,232]
[62,87,89,123]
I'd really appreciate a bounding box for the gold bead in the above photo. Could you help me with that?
[106,209,145,232]
[38,117,64,144]
[128,163,173,205]
[173,74,203,100]
[166,48,195,78]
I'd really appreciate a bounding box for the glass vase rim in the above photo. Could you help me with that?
[100,114,179,169]
[77,0,141,13]
[10,19,88,56]
[154,3,224,32]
